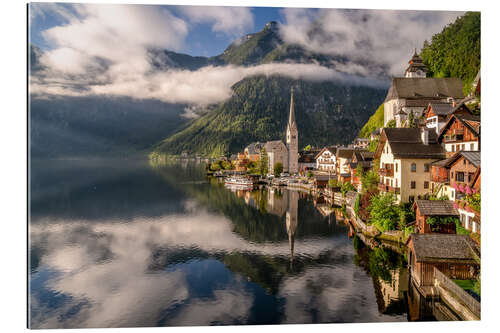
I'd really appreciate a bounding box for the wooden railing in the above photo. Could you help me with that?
[378,183,401,194]
[433,267,480,318]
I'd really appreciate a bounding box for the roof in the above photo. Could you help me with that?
[428,103,453,116]
[337,148,359,159]
[438,113,481,141]
[245,142,263,155]
[407,234,480,264]
[377,128,445,159]
[414,200,458,216]
[264,140,286,151]
[288,88,296,129]
[314,146,338,159]
[384,77,464,102]
[459,151,481,167]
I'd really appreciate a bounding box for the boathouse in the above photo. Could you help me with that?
[412,200,459,234]
[407,234,480,288]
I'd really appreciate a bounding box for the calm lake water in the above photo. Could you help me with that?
[29,158,418,328]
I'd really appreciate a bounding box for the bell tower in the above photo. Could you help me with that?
[286,88,299,174]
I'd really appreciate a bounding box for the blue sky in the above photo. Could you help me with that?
[30,4,287,57]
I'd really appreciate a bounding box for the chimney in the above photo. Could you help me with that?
[421,128,429,145]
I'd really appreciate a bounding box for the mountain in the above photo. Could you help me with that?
[420,12,480,94]
[153,76,385,157]
[358,104,384,138]
[30,21,388,158]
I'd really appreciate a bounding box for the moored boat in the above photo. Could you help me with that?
[224,176,254,186]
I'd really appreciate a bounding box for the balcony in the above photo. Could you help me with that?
[431,174,449,183]
[379,166,394,177]
[378,183,401,194]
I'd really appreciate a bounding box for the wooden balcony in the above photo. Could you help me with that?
[431,174,449,183]
[378,183,401,194]
[379,167,394,177]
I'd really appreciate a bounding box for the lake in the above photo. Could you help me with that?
[29,158,420,328]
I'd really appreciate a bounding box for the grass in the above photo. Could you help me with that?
[453,279,481,296]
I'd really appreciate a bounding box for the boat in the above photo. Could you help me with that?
[224,176,254,187]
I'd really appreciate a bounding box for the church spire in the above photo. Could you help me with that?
[288,87,296,129]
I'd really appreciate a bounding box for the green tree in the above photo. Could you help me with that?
[341,182,356,197]
[408,111,417,128]
[386,120,396,128]
[221,160,233,170]
[361,170,379,193]
[368,193,400,232]
[303,144,311,151]
[273,162,284,176]
[368,139,379,152]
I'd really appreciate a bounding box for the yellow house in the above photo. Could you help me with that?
[375,128,446,203]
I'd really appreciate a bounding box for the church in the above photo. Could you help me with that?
[383,50,464,127]
[264,88,299,175]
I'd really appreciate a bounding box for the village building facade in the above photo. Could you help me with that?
[375,128,446,203]
[424,102,471,134]
[350,150,374,191]
[438,113,480,158]
[315,146,337,172]
[336,148,359,182]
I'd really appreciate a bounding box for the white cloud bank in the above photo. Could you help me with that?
[279,8,464,76]
[30,4,463,106]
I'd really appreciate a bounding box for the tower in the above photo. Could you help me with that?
[286,88,299,174]
[404,49,427,78]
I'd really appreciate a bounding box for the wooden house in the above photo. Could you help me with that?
[438,114,480,157]
[424,102,471,134]
[407,234,480,288]
[350,150,374,191]
[313,174,331,188]
[412,200,459,234]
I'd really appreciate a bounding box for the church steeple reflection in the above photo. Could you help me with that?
[286,190,298,270]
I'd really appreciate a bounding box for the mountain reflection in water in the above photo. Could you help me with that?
[29,159,410,328]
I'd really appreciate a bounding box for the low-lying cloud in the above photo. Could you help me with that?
[279,8,464,76]
[30,4,464,107]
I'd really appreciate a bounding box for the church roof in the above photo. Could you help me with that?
[384,77,464,102]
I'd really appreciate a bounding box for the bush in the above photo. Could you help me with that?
[368,193,400,232]
[273,162,283,176]
[354,194,360,215]
[361,170,379,193]
[341,182,356,197]
[328,178,340,188]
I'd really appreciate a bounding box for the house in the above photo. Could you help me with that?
[412,200,459,234]
[234,152,249,172]
[350,150,374,191]
[336,148,359,182]
[315,146,337,173]
[425,102,472,134]
[430,151,480,202]
[438,113,480,157]
[375,128,446,203]
[265,140,288,175]
[447,151,481,234]
[407,234,480,288]
[298,148,320,173]
[244,142,264,162]
[353,138,370,149]
[383,52,464,126]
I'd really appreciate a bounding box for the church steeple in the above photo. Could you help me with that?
[288,87,296,129]
[404,49,427,78]
[286,87,298,174]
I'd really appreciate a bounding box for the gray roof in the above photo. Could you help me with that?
[429,103,454,116]
[460,151,481,167]
[408,234,480,263]
[337,148,360,159]
[380,128,445,159]
[245,142,263,155]
[385,77,464,102]
[414,200,458,216]
[264,140,286,151]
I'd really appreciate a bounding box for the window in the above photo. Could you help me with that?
[452,145,455,152]
[456,172,465,182]
[468,173,473,183]
[395,179,398,187]
[395,163,398,172]
[424,164,429,172]
[411,163,416,172]
[411,181,416,189]
[424,181,429,189]
[464,159,466,165]
[470,143,473,150]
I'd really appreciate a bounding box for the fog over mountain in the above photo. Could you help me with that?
[29,4,463,157]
